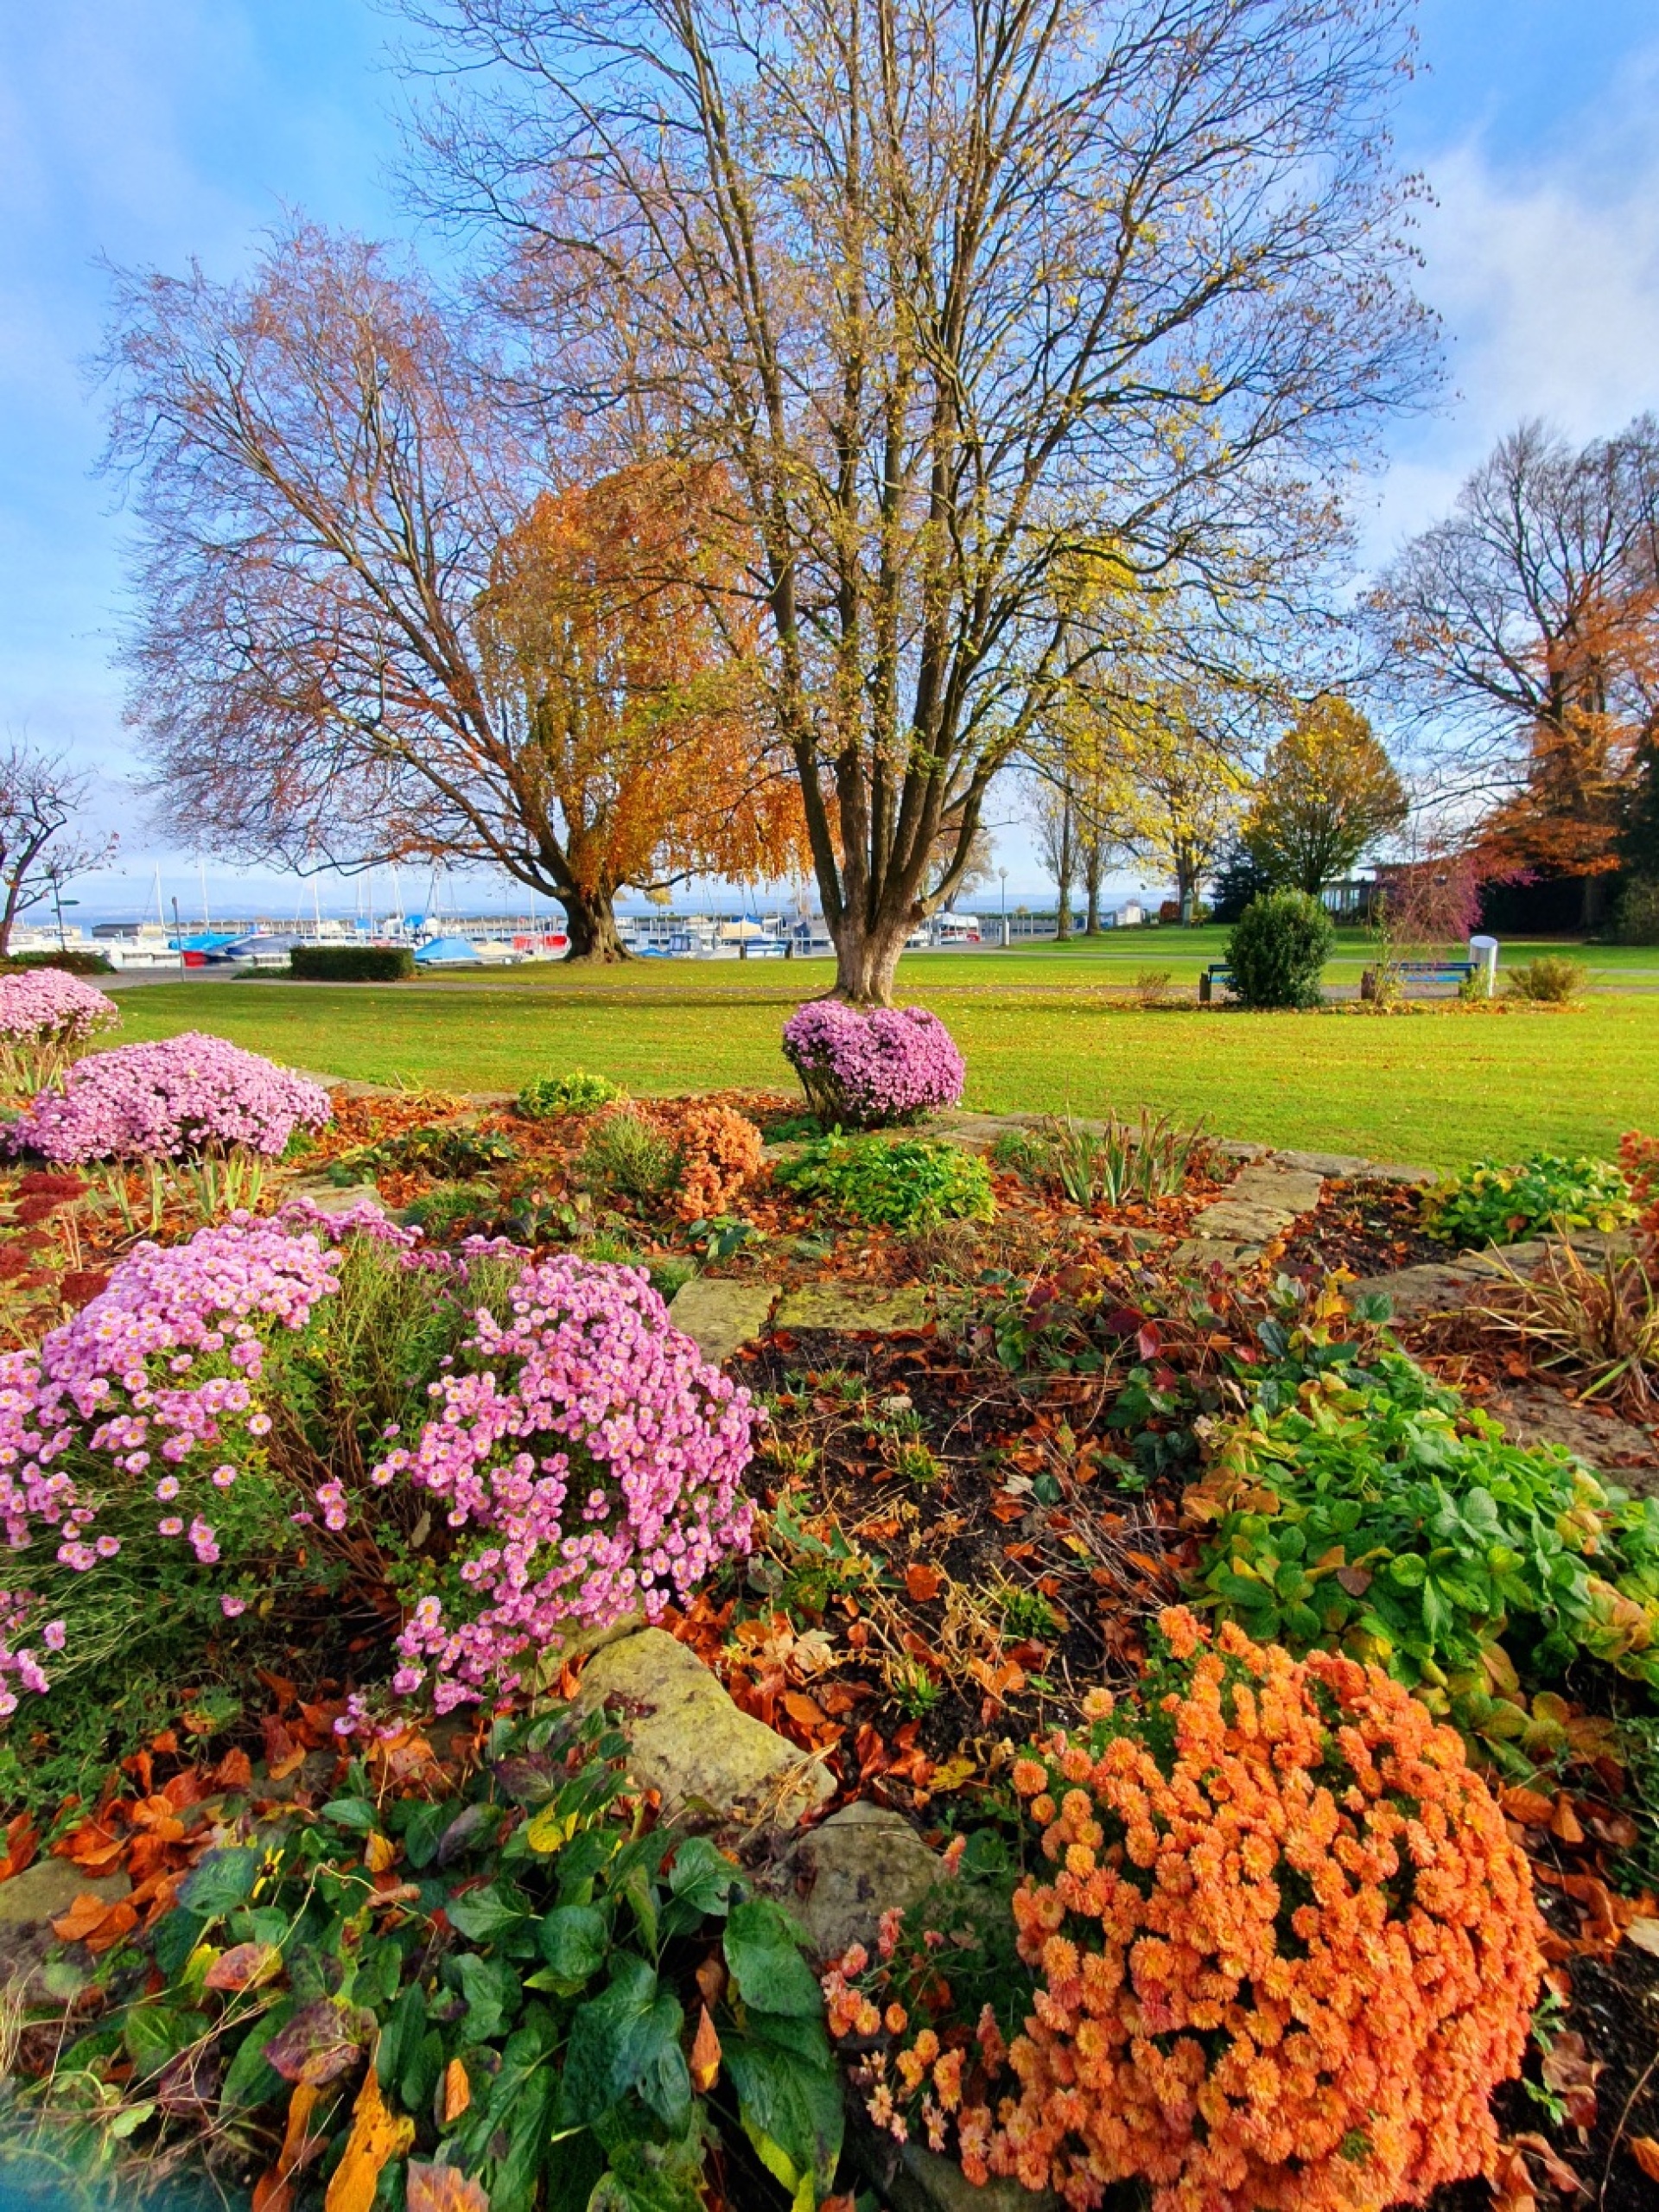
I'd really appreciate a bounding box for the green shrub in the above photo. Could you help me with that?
[22,1704,842,2211]
[1223,889,1334,1009]
[371,1122,521,1178]
[1008,1108,1212,1208]
[518,1067,626,1118]
[1504,954,1587,1003]
[575,1107,679,1201]
[0,948,115,976]
[1613,877,1659,945]
[1188,1345,1659,1773]
[1422,1153,1635,1248]
[289,943,416,981]
[775,1131,995,1230]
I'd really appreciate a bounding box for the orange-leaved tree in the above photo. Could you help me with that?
[479,467,809,956]
[102,224,804,960]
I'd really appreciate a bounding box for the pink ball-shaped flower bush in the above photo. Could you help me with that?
[0,1213,347,1721]
[7,1030,332,1164]
[0,967,118,1095]
[377,1255,757,1713]
[782,1001,966,1127]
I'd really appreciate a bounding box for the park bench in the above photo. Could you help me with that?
[1359,959,1475,1001]
[1198,963,1232,1003]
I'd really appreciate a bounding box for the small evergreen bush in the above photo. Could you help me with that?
[518,1067,626,1118]
[289,943,416,981]
[575,1107,680,1201]
[1613,877,1659,945]
[1504,955,1587,1003]
[1224,889,1334,1009]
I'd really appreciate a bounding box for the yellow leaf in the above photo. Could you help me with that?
[524,1803,578,1855]
[365,1833,397,1875]
[442,2056,472,2123]
[324,2059,415,2212]
[407,2165,490,2212]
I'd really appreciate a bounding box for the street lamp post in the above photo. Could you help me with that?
[172,896,188,980]
[49,878,79,951]
[999,868,1009,949]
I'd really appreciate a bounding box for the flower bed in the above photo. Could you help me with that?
[782,1001,965,1126]
[7,1030,332,1165]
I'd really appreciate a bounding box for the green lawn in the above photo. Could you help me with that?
[107,955,1659,1170]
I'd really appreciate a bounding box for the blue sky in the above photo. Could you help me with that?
[2,0,1658,921]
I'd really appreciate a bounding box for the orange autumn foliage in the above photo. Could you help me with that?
[480,464,810,906]
[669,1102,766,1222]
[874,1611,1543,2212]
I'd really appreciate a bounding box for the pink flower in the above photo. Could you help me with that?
[219,1594,247,1618]
[782,1002,964,1127]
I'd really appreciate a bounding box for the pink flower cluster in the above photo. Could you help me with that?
[0,1215,345,1710]
[378,1255,757,1712]
[0,968,118,1046]
[7,1030,332,1164]
[782,1001,965,1127]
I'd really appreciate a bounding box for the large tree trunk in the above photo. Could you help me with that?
[561,889,630,963]
[830,910,912,1005]
[1580,873,1609,932]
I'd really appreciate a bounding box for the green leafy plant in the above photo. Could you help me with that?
[289,944,415,981]
[1186,1346,1659,1774]
[372,1123,522,1179]
[1505,956,1588,1003]
[20,1706,842,2212]
[1024,1109,1211,1209]
[774,1132,995,1230]
[1421,1152,1634,1247]
[1224,889,1334,1010]
[517,1069,627,1120]
[575,1109,679,1202]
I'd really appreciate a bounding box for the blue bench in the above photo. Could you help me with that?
[1198,963,1232,1004]
[1360,960,1474,1001]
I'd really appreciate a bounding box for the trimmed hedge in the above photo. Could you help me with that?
[0,949,116,976]
[289,944,416,982]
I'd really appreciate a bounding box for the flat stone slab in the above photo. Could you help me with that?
[1170,1237,1263,1271]
[773,1283,933,1333]
[1365,1160,1439,1187]
[1186,1165,1324,1247]
[1483,1382,1657,1484]
[1270,1148,1373,1179]
[0,1859,130,1928]
[668,1277,779,1363]
[1348,1261,1484,1321]
[780,1802,941,1965]
[576,1628,833,1829]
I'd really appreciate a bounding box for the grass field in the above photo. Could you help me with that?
[105,931,1659,1170]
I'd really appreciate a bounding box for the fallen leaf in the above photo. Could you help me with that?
[205,1942,283,1993]
[406,2166,490,2212]
[1625,1916,1659,1957]
[265,1998,364,2088]
[1631,2139,1659,2183]
[1549,1795,1585,1845]
[365,1833,397,1875]
[50,1891,138,1953]
[325,2060,415,2212]
[0,1813,38,1883]
[695,1955,727,2009]
[252,2080,321,2212]
[1499,1787,1554,1827]
[904,1562,944,1602]
[441,2056,471,2124]
[689,2004,721,2094]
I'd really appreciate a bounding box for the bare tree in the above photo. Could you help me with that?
[1369,416,1659,926]
[1030,782,1077,938]
[99,226,801,961]
[0,744,115,957]
[409,0,1435,1001]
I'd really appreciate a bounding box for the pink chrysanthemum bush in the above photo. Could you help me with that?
[6,1029,333,1221]
[828,1609,1544,2212]
[0,1205,756,1801]
[373,1252,757,1711]
[782,1001,965,1127]
[0,967,118,1094]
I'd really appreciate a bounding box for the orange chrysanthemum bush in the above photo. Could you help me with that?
[834,1609,1544,2212]
[670,1102,766,1221]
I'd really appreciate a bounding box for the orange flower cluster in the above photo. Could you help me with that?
[834,1612,1548,2212]
[670,1103,765,1221]
[976,1611,1544,2212]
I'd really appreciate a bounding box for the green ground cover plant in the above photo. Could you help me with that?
[13,1706,840,2212]
[1224,889,1336,1009]
[1421,1152,1636,1246]
[1186,1336,1659,1776]
[517,1069,626,1118]
[774,1132,995,1230]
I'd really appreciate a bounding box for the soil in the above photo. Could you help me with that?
[1277,1173,1447,1280]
